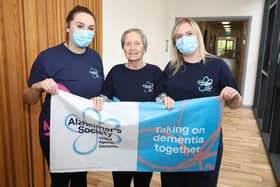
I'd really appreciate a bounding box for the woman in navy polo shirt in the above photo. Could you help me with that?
[93,28,173,187]
[105,28,163,187]
[23,5,104,187]
[161,18,243,187]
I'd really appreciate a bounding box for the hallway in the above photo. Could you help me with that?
[87,107,278,187]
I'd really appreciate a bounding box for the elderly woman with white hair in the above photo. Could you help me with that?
[92,28,173,187]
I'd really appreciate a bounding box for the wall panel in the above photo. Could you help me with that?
[0,0,102,186]
[1,0,30,186]
[0,1,12,186]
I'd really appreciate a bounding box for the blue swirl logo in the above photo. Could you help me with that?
[142,81,154,93]
[197,76,213,92]
[64,107,122,155]
[89,67,100,79]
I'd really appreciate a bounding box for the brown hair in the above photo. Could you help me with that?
[65,5,96,42]
[66,5,96,28]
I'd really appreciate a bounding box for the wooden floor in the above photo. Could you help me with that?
[87,107,278,187]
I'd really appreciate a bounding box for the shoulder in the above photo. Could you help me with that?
[146,63,160,69]
[205,57,235,83]
[206,56,227,66]
[33,43,64,65]
[108,64,125,74]
[86,48,101,57]
[206,56,222,63]
[146,63,162,72]
[36,43,65,60]
[163,61,175,77]
[112,64,125,70]
[85,48,103,64]
[205,57,230,70]
[40,43,65,55]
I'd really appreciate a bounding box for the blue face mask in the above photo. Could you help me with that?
[175,35,198,55]
[72,30,94,48]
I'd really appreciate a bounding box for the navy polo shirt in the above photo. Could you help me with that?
[102,64,164,102]
[27,43,104,140]
[164,57,239,101]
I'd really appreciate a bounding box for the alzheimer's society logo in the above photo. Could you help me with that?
[64,107,122,155]
[197,76,213,92]
[89,67,99,79]
[142,81,154,93]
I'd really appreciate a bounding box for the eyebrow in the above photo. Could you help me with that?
[74,21,95,27]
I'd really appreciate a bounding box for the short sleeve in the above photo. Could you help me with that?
[95,52,105,81]
[27,53,48,88]
[219,60,239,93]
[102,68,115,99]
[153,66,165,97]
[163,62,172,79]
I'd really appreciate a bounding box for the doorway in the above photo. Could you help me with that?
[196,18,250,92]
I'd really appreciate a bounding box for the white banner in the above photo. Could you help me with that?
[50,90,222,173]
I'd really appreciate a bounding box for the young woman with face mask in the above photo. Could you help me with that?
[161,18,243,187]
[23,5,104,187]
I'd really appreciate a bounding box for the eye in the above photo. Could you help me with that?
[125,42,131,47]
[88,26,95,31]
[185,31,195,36]
[74,21,86,29]
[175,35,183,40]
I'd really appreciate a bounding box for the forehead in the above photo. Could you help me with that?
[72,12,95,25]
[175,22,193,33]
[124,31,142,41]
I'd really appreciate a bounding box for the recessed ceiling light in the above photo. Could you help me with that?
[223,25,231,28]
[221,21,230,24]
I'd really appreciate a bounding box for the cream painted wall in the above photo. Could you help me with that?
[102,0,171,75]
[103,0,265,106]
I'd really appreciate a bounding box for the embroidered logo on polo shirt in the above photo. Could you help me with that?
[197,76,213,92]
[142,81,154,93]
[89,67,99,79]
